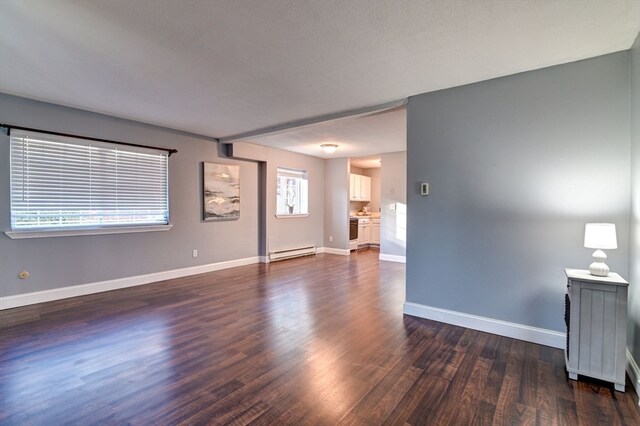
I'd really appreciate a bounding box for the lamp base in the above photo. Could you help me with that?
[589,261,610,277]
[589,249,610,276]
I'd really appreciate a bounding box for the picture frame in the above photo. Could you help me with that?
[203,162,240,221]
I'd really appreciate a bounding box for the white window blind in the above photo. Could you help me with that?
[10,130,169,231]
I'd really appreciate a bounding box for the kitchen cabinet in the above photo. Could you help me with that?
[357,218,370,246]
[350,173,371,202]
[356,217,380,247]
[361,175,371,201]
[362,224,371,245]
[350,174,357,200]
[564,269,628,392]
[371,219,380,244]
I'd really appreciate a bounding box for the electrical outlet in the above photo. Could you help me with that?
[18,271,29,279]
[329,236,333,242]
[192,249,198,258]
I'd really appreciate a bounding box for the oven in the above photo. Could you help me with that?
[349,217,359,250]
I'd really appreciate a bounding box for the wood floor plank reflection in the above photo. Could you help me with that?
[1,249,638,425]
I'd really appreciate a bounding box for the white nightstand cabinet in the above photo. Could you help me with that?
[564,269,628,392]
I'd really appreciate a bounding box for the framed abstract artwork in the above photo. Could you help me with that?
[203,162,240,221]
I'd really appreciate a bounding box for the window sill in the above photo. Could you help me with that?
[275,214,310,219]
[5,224,173,239]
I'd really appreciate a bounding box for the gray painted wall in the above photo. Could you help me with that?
[0,95,327,296]
[380,151,407,258]
[630,33,640,366]
[265,148,325,252]
[324,158,349,250]
[406,52,630,332]
[223,141,326,255]
[0,94,260,297]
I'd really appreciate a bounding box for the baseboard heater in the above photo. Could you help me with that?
[269,246,316,262]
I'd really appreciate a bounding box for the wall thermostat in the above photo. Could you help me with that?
[420,183,430,196]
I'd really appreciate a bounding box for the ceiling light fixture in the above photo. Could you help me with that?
[321,144,338,154]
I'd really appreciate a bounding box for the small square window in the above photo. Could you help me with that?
[276,167,308,216]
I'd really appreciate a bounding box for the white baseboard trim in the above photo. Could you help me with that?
[403,302,565,349]
[626,348,640,404]
[0,256,261,310]
[259,256,270,264]
[318,247,350,256]
[379,253,406,263]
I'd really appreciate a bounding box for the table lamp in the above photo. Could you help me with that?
[584,223,617,277]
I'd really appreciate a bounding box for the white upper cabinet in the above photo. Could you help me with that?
[350,173,358,200]
[350,173,371,202]
[361,175,371,202]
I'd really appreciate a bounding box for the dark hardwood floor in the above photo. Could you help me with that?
[1,249,638,425]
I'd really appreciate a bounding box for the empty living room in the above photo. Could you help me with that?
[1,1,640,425]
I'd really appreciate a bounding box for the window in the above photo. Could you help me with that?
[276,167,308,216]
[9,130,169,235]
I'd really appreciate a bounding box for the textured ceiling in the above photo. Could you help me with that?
[245,107,406,159]
[1,0,639,158]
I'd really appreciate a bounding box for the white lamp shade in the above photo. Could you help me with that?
[584,223,617,249]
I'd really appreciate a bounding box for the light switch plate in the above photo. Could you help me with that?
[421,183,430,195]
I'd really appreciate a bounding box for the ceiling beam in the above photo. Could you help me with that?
[219,98,407,143]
